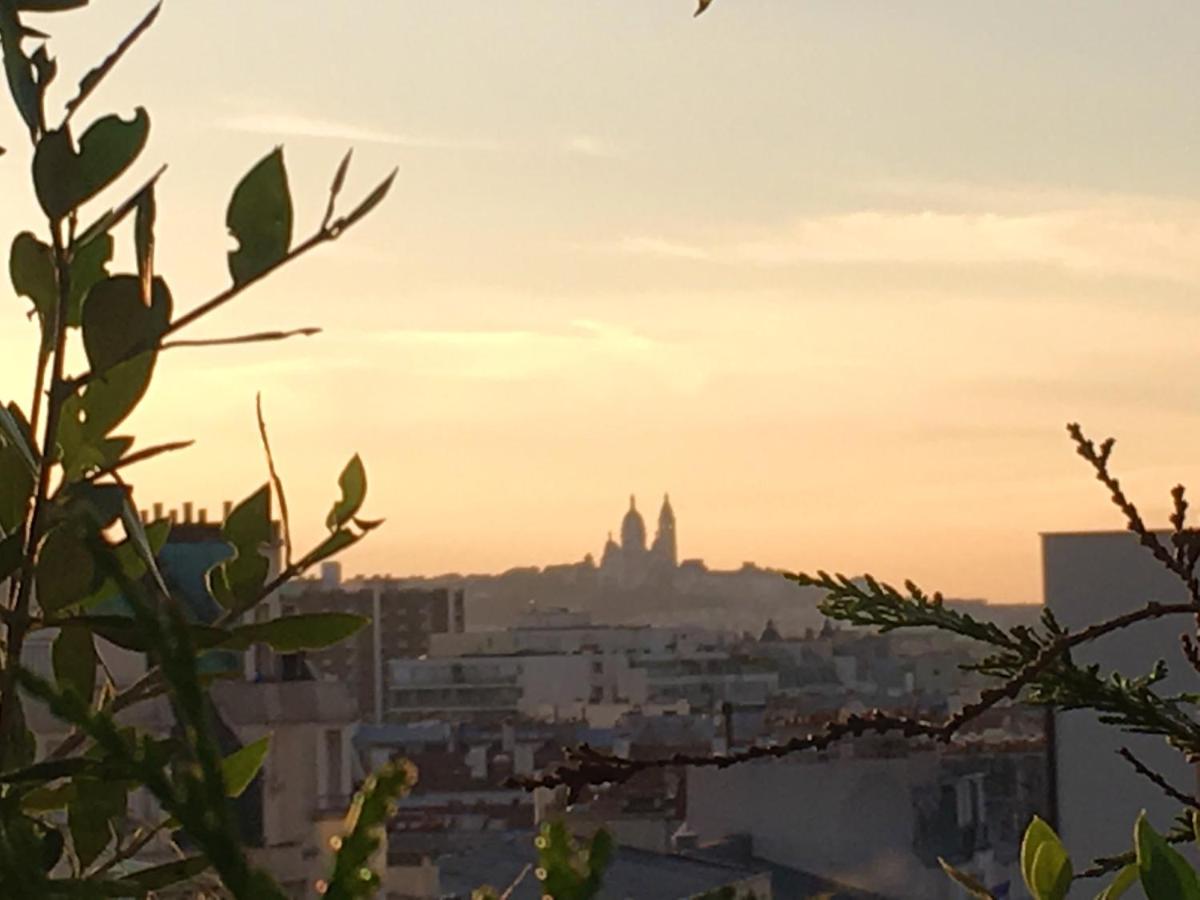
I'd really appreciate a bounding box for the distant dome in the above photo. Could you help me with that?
[621,495,647,553]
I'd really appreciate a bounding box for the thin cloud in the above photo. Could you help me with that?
[220,112,505,151]
[606,205,1200,284]
[562,134,627,159]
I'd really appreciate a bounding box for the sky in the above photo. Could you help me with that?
[3,1,1200,604]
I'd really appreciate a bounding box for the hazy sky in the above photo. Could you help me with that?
[3,1,1200,604]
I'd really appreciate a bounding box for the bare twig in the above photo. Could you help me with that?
[1118,746,1199,810]
[511,599,1197,795]
[256,394,292,569]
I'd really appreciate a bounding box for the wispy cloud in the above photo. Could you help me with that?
[605,202,1200,284]
[365,320,703,390]
[220,112,505,151]
[561,134,627,159]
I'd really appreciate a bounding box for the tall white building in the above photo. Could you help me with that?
[1043,530,1200,869]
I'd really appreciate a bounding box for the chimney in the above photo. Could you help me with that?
[223,500,233,519]
[197,508,208,524]
[168,508,177,524]
[152,502,163,521]
[182,501,193,523]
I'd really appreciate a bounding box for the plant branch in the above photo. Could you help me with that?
[511,599,1198,795]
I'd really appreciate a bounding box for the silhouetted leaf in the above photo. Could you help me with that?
[33,109,150,218]
[695,0,715,14]
[78,614,228,652]
[81,274,170,374]
[222,735,270,798]
[0,401,37,474]
[1136,812,1200,900]
[76,518,169,610]
[227,147,292,285]
[14,1,89,10]
[224,613,366,653]
[210,484,270,610]
[338,168,396,231]
[0,8,42,137]
[68,778,125,868]
[52,625,96,703]
[0,444,34,534]
[301,528,359,567]
[0,532,21,582]
[327,454,366,530]
[135,180,154,301]
[9,231,56,334]
[36,527,95,613]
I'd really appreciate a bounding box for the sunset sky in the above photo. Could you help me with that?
[3,1,1200,604]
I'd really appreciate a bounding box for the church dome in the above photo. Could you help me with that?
[621,495,647,553]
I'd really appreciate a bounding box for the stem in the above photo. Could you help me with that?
[1,219,71,747]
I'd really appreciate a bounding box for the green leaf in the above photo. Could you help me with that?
[36,527,96,614]
[33,109,150,219]
[68,778,125,868]
[81,274,170,374]
[301,528,360,568]
[338,168,396,231]
[0,8,42,137]
[222,735,270,798]
[0,431,35,533]
[0,401,37,474]
[135,179,155,301]
[10,231,56,332]
[227,147,293,285]
[327,454,367,530]
[0,531,21,582]
[1136,811,1200,900]
[116,855,209,892]
[1021,816,1072,900]
[224,613,367,653]
[20,782,76,812]
[53,624,96,704]
[1096,863,1139,900]
[76,518,169,610]
[209,484,271,610]
[939,858,996,899]
[78,613,228,652]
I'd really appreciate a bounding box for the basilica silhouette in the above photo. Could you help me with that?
[599,495,678,588]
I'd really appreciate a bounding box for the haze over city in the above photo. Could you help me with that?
[4,1,1200,604]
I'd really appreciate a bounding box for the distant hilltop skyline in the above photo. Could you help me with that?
[597,494,679,588]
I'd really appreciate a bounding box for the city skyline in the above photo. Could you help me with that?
[4,2,1200,604]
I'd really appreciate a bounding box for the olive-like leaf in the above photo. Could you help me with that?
[33,109,150,219]
[67,778,125,869]
[52,624,96,704]
[10,232,56,333]
[1136,811,1200,900]
[227,147,292,285]
[222,735,270,798]
[36,527,95,613]
[939,858,994,898]
[209,484,271,610]
[1021,816,1072,900]
[223,613,367,654]
[1096,863,1139,900]
[81,274,170,374]
[327,455,366,531]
